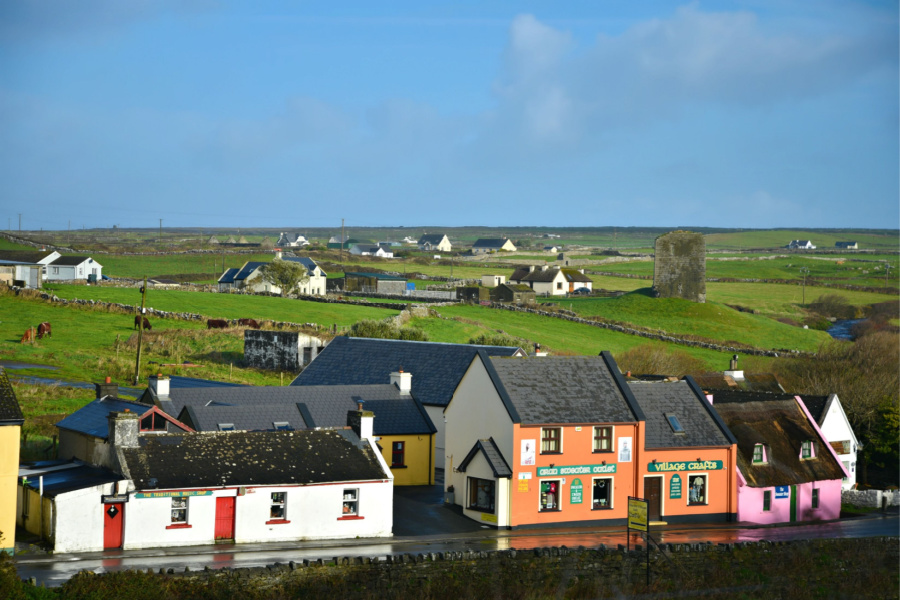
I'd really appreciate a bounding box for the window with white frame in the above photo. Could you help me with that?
[752,444,767,464]
[540,480,561,511]
[342,489,358,516]
[593,426,613,453]
[541,427,561,454]
[688,474,707,505]
[270,492,286,519]
[171,497,188,524]
[592,477,613,509]
[801,440,814,459]
[467,477,495,513]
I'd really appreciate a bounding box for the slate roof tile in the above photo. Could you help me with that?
[56,397,151,439]
[627,380,733,448]
[0,368,24,424]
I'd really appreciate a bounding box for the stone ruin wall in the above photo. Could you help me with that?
[653,231,706,303]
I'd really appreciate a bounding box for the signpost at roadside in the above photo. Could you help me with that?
[628,496,651,586]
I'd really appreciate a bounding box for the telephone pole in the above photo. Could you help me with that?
[340,218,345,262]
[133,277,148,385]
[159,219,163,244]
[799,267,810,305]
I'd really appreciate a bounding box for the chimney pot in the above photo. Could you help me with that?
[105,376,111,384]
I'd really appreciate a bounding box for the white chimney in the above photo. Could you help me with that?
[347,402,374,440]
[274,248,283,260]
[390,369,412,395]
[528,265,536,272]
[149,374,170,397]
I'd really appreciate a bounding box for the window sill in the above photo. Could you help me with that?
[592,450,613,454]
[265,519,291,525]
[540,452,562,456]
[391,465,408,469]
[337,515,364,521]
[166,523,192,529]
[539,509,561,513]
[687,503,708,507]
[591,506,612,510]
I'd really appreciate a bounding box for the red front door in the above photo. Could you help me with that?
[103,502,125,549]
[215,497,235,540]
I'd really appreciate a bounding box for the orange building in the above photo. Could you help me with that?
[444,352,737,528]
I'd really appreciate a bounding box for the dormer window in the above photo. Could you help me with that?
[801,440,815,459]
[140,412,167,433]
[752,444,768,464]
[666,414,685,435]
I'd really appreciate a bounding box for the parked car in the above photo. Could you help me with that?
[570,287,591,296]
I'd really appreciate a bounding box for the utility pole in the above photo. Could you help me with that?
[340,218,345,262]
[799,267,809,305]
[134,277,148,385]
[18,214,21,231]
[159,219,162,244]
[885,263,892,288]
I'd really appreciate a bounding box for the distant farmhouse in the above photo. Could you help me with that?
[509,265,592,296]
[417,234,452,253]
[787,240,816,250]
[350,244,394,258]
[834,241,858,249]
[218,255,326,295]
[471,238,516,254]
[276,233,309,248]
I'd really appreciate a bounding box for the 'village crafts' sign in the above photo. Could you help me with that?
[135,490,214,499]
[646,460,723,473]
[537,463,617,477]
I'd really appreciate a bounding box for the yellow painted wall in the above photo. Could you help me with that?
[380,434,434,486]
[0,426,20,553]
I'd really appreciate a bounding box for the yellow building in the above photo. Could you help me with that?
[0,368,24,554]
[378,433,436,486]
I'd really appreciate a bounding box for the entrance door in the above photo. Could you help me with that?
[215,497,236,540]
[103,503,124,549]
[789,485,797,522]
[645,477,662,521]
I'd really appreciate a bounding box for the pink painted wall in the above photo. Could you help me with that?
[737,479,842,524]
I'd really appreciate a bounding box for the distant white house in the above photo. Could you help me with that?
[787,240,816,250]
[835,242,858,250]
[481,275,506,288]
[350,244,394,258]
[218,255,327,296]
[471,238,516,254]
[45,256,103,282]
[276,233,309,247]
[418,234,452,253]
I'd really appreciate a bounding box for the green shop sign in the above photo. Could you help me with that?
[135,490,214,499]
[647,460,723,473]
[570,478,583,504]
[669,474,682,499]
[537,463,617,477]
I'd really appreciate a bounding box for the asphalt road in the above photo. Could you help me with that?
[14,483,900,588]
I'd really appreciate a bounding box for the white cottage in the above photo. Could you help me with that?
[800,394,860,490]
[45,256,103,282]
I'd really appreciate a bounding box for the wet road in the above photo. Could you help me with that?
[15,513,898,587]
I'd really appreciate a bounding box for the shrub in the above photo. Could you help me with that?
[807,294,859,320]
[614,343,705,377]
[347,319,428,341]
[468,333,521,347]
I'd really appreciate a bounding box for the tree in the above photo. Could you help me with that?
[260,260,309,297]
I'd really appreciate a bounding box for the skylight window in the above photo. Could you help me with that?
[273,422,291,431]
[666,414,685,434]
[218,423,235,431]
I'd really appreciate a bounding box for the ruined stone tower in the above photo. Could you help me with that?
[653,231,706,303]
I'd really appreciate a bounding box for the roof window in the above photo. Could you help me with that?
[666,414,685,435]
[273,422,291,431]
[218,423,235,431]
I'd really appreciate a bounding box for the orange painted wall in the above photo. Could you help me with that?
[639,446,737,520]
[509,422,643,527]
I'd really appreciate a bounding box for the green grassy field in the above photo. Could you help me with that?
[540,290,829,352]
[97,252,276,280]
[704,230,899,250]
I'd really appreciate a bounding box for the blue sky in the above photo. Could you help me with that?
[1,1,897,230]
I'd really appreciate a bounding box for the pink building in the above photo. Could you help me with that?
[710,392,847,525]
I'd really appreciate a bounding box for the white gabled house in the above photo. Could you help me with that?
[217,255,327,296]
[418,234,452,253]
[799,394,860,490]
[44,256,103,282]
[350,244,394,258]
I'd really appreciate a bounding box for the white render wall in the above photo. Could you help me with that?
[817,395,858,490]
[51,482,124,553]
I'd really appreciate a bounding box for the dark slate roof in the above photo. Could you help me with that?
[159,383,435,436]
[56,397,151,439]
[627,379,735,448]
[473,238,509,248]
[418,234,447,244]
[712,396,846,487]
[121,429,388,489]
[344,272,406,281]
[800,395,830,424]
[0,250,55,264]
[497,283,534,293]
[354,244,383,253]
[458,438,512,478]
[485,353,644,425]
[282,256,325,276]
[218,268,240,284]
[234,261,267,281]
[692,373,786,394]
[20,462,122,498]
[169,375,246,389]
[49,256,93,266]
[561,269,592,283]
[0,368,24,424]
[290,337,524,407]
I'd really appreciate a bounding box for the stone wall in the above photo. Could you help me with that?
[653,231,706,302]
[842,488,900,509]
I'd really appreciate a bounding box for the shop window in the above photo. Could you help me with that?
[811,488,820,509]
[541,428,561,454]
[342,489,358,516]
[763,490,771,511]
[171,497,188,524]
[270,492,286,519]
[752,444,767,464]
[592,478,613,509]
[467,477,496,513]
[391,441,406,467]
[540,480,561,511]
[801,440,814,459]
[593,426,613,453]
[688,475,707,505]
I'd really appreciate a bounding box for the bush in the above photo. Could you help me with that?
[468,332,521,347]
[614,343,705,377]
[347,319,428,341]
[807,294,860,320]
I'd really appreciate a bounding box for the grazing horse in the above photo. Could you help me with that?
[36,322,51,339]
[207,319,229,329]
[134,315,152,330]
[20,328,34,343]
[237,318,260,329]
